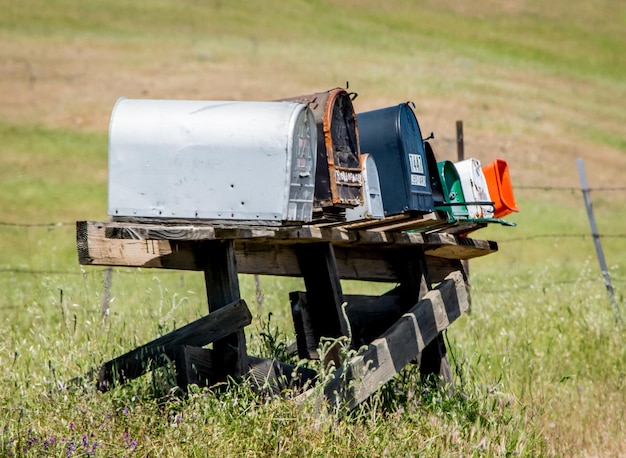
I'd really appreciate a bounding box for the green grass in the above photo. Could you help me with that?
[0,123,108,223]
[1,0,626,456]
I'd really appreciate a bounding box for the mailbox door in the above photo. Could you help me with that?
[357,103,434,216]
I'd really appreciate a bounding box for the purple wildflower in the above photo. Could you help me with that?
[66,440,76,457]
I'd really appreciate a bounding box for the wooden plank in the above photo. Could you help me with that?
[247,356,317,396]
[80,220,497,255]
[77,221,203,269]
[200,240,248,377]
[85,220,500,255]
[314,270,469,409]
[295,243,348,347]
[77,222,493,280]
[329,213,415,231]
[424,233,498,259]
[426,220,488,236]
[78,224,463,282]
[275,226,357,244]
[366,212,447,233]
[334,212,444,231]
[290,291,319,359]
[105,223,217,241]
[105,213,447,239]
[71,299,251,391]
[174,346,219,389]
[104,220,297,241]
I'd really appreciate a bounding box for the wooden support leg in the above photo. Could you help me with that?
[295,243,348,365]
[297,270,469,410]
[290,291,319,359]
[68,299,251,391]
[390,246,454,386]
[197,240,248,378]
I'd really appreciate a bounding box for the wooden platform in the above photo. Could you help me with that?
[77,218,496,283]
[73,214,497,409]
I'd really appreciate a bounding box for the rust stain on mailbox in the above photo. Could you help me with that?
[279,88,363,217]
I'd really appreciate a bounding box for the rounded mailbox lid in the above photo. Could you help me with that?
[278,87,362,209]
[356,103,434,216]
[108,98,317,223]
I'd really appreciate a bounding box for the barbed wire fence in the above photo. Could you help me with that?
[1,184,624,312]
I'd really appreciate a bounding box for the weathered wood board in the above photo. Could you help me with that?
[77,221,496,283]
[70,299,251,391]
[297,270,469,410]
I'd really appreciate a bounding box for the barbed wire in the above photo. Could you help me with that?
[475,276,626,295]
[1,185,622,299]
[8,224,622,243]
[517,185,626,192]
[0,221,74,228]
[0,267,182,276]
[0,182,623,230]
[498,233,626,242]
[0,267,88,276]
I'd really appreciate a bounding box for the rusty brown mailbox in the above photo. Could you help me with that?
[279,87,363,221]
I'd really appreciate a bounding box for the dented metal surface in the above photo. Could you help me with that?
[278,88,363,214]
[108,98,317,224]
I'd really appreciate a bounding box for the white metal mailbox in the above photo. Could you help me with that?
[108,98,317,224]
[345,154,384,221]
[454,158,494,219]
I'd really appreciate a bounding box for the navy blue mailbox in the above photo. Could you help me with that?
[356,103,435,216]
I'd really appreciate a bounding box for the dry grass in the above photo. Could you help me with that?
[1,12,625,189]
[1,1,625,456]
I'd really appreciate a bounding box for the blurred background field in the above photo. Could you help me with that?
[1,1,625,456]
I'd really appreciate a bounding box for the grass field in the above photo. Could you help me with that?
[1,1,625,456]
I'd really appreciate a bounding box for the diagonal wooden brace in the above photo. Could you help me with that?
[70,299,251,391]
[303,270,469,410]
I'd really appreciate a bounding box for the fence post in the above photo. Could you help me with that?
[577,158,621,323]
[456,121,470,298]
[101,266,113,319]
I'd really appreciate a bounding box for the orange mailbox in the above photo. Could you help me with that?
[482,158,519,218]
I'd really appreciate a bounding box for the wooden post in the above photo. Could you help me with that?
[290,291,320,359]
[300,270,469,410]
[391,246,453,385]
[295,243,348,365]
[69,299,252,391]
[197,239,249,377]
[456,120,464,163]
[577,158,621,323]
[456,120,470,301]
